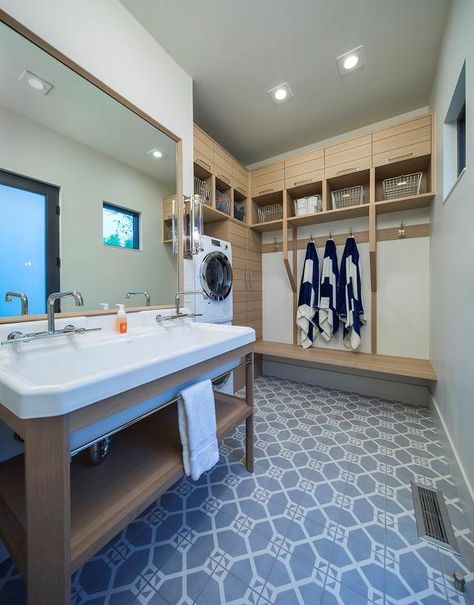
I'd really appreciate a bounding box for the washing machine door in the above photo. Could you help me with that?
[200,251,233,301]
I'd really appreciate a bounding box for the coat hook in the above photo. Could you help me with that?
[310,233,314,242]
[398,221,406,238]
[329,231,332,240]
[273,238,278,251]
[349,226,353,237]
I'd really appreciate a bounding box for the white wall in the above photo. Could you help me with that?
[429,0,474,513]
[0,105,177,309]
[0,0,193,195]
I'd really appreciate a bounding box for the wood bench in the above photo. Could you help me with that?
[253,340,437,381]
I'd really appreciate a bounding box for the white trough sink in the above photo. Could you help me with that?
[0,311,255,419]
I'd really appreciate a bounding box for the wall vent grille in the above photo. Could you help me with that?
[411,481,459,553]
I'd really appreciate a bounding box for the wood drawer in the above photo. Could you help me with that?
[285,168,324,190]
[193,149,214,174]
[193,124,214,147]
[233,179,248,197]
[251,165,284,188]
[373,115,431,142]
[251,180,284,198]
[285,148,323,168]
[325,156,372,180]
[325,141,372,169]
[372,125,431,156]
[194,135,214,162]
[373,140,431,167]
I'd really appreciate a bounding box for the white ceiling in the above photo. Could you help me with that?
[0,22,177,186]
[121,0,449,165]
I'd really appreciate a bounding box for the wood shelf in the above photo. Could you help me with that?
[254,340,437,381]
[0,393,251,575]
[375,192,435,215]
[287,203,370,226]
[250,219,284,232]
[203,204,231,223]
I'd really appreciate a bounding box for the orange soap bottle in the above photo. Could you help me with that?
[115,304,128,334]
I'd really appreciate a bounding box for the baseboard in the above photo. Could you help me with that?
[262,358,430,406]
[429,394,474,532]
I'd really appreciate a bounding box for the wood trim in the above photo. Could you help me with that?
[0,10,178,143]
[25,415,71,605]
[0,305,174,325]
[261,223,430,253]
[292,225,298,345]
[283,258,297,293]
[254,340,437,381]
[0,9,184,325]
[69,343,254,431]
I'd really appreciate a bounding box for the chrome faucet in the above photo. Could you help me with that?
[175,290,206,317]
[5,291,29,315]
[126,290,151,306]
[47,290,84,333]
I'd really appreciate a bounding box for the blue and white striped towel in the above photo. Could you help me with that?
[337,237,366,350]
[297,241,319,348]
[318,239,339,342]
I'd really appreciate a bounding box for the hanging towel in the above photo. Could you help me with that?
[296,241,319,348]
[318,239,339,342]
[177,379,219,480]
[337,237,366,350]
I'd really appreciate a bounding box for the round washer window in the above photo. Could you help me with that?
[200,251,233,301]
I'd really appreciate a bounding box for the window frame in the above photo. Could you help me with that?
[102,202,140,250]
[457,102,466,177]
[0,168,60,311]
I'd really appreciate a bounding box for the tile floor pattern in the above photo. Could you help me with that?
[0,376,473,605]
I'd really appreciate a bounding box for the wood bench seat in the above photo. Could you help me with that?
[253,340,437,381]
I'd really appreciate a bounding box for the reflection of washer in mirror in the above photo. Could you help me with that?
[89,437,111,465]
[200,250,233,302]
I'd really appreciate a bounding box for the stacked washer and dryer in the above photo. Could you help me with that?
[184,235,234,393]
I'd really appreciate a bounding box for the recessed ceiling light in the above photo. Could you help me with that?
[337,45,366,76]
[267,82,293,104]
[18,70,54,95]
[148,148,166,159]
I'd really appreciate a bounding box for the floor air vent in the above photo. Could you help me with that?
[411,481,459,554]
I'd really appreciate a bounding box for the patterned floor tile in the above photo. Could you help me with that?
[0,375,473,605]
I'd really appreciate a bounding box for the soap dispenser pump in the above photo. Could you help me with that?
[116,304,128,334]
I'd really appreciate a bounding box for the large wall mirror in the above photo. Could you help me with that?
[0,21,179,318]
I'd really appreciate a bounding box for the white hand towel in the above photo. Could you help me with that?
[177,379,219,480]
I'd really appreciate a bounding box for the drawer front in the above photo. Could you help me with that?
[373,115,431,142]
[193,124,215,148]
[251,160,284,179]
[285,148,323,168]
[234,182,248,197]
[251,165,285,189]
[251,179,284,198]
[194,135,214,163]
[285,156,324,179]
[325,134,371,157]
[324,156,372,180]
[373,140,431,167]
[193,149,214,174]
[373,125,431,156]
[324,142,372,168]
[285,168,324,190]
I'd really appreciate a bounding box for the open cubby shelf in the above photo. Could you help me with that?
[0,394,251,574]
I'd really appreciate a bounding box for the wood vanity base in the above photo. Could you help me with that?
[0,346,254,605]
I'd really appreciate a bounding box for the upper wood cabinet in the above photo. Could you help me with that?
[250,161,285,198]
[324,134,372,176]
[372,115,432,167]
[193,124,249,192]
[284,149,324,190]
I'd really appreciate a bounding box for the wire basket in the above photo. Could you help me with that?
[194,176,211,205]
[294,194,322,216]
[215,190,231,214]
[383,172,423,200]
[234,200,246,222]
[257,203,283,223]
[331,185,364,209]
